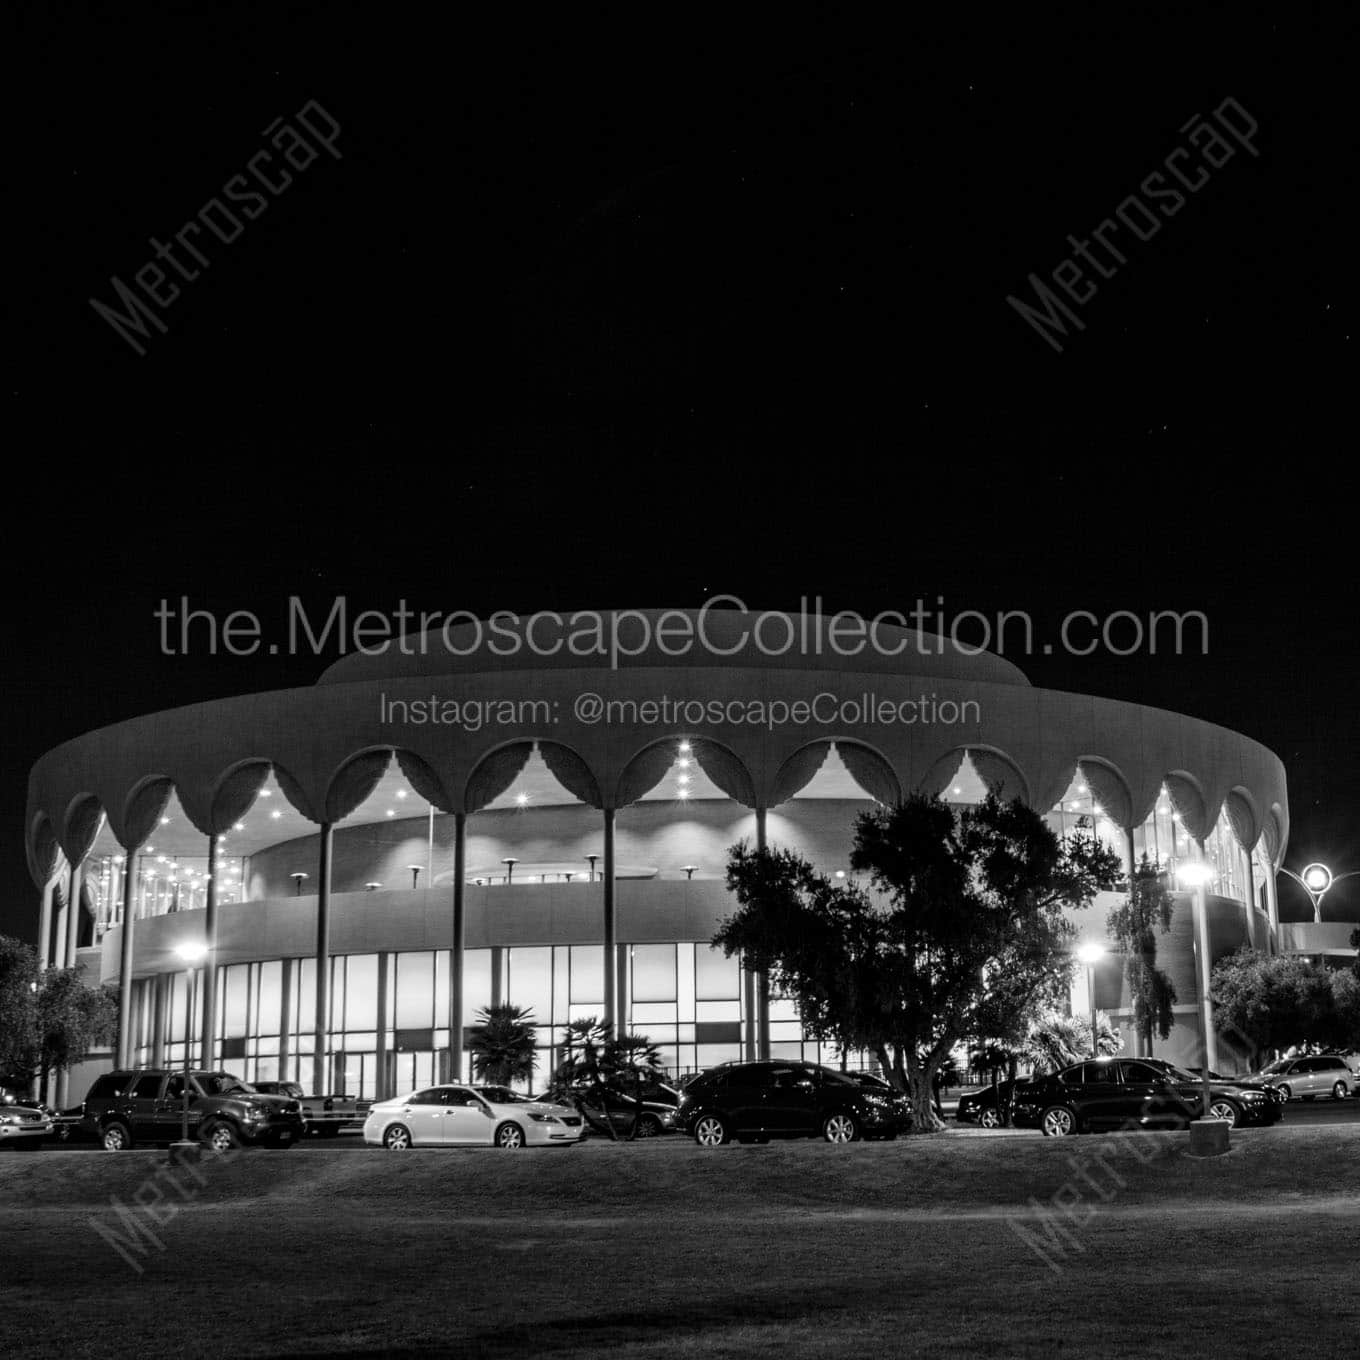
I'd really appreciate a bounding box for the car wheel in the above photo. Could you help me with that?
[383,1124,412,1150]
[636,1114,662,1139]
[1040,1106,1076,1137]
[1332,1081,1349,1100]
[822,1111,859,1144]
[101,1121,132,1152]
[495,1122,526,1149]
[201,1121,240,1153]
[979,1108,1001,1129]
[1277,1084,1292,1101]
[693,1114,729,1147]
[1207,1100,1239,1127]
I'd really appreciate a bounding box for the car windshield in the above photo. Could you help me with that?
[194,1073,253,1096]
[816,1067,858,1088]
[1160,1065,1199,1083]
[477,1086,531,1104]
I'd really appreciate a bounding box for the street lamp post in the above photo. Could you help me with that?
[1279,862,1359,924]
[1076,943,1105,1058]
[174,941,208,1150]
[1176,862,1217,1126]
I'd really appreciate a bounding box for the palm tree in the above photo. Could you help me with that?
[605,1033,665,1140]
[1023,1009,1122,1073]
[467,1005,537,1087]
[553,1017,615,1140]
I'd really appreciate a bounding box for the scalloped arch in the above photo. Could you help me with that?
[541,740,603,809]
[324,748,392,822]
[61,793,105,865]
[273,760,321,824]
[1224,787,1261,851]
[1077,757,1135,830]
[28,811,60,888]
[121,775,175,850]
[612,740,679,809]
[463,742,534,813]
[1164,771,1208,842]
[395,749,455,813]
[689,737,757,809]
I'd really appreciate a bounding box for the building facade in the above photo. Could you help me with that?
[25,609,1301,1101]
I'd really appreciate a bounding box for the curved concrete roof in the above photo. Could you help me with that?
[25,646,1290,887]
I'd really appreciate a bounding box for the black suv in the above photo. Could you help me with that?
[1017,1058,1284,1136]
[81,1070,306,1151]
[676,1061,910,1146]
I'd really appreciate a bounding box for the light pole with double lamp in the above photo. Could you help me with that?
[173,941,208,1151]
[1175,862,1217,1126]
[1279,861,1359,924]
[1076,943,1105,1058]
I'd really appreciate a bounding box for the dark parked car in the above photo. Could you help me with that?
[1017,1058,1284,1136]
[81,1069,306,1151]
[676,1060,911,1146]
[537,1082,678,1138]
[956,1079,1038,1128]
[843,1072,914,1127]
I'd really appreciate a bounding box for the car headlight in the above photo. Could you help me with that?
[527,1113,560,1124]
[0,1114,22,1126]
[245,1105,272,1120]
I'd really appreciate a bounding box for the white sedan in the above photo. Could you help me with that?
[363,1084,584,1149]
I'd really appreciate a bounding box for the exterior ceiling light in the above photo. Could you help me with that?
[160,817,171,825]
[396,790,407,799]
[271,810,282,819]
[515,793,529,806]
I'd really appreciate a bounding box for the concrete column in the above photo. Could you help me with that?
[1190,886,1218,1073]
[52,879,68,972]
[449,812,467,1083]
[755,808,770,1060]
[64,860,84,967]
[490,947,505,1009]
[199,837,219,1068]
[151,974,167,1068]
[1124,833,1142,1056]
[312,823,334,1096]
[116,847,140,1067]
[1241,845,1257,948]
[278,958,293,1082]
[36,876,57,971]
[375,952,390,1101]
[602,807,617,1034]
[1263,862,1280,943]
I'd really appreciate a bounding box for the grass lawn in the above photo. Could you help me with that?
[1,1126,1356,1358]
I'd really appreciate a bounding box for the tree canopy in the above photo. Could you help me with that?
[1211,948,1337,1057]
[717,793,1122,1131]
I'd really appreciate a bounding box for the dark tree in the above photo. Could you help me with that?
[1211,948,1336,1057]
[0,937,40,1084]
[1106,855,1178,1055]
[467,1004,538,1087]
[717,794,1121,1132]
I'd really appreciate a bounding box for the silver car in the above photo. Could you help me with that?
[1252,1055,1353,1101]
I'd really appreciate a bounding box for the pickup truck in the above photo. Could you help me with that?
[251,1081,369,1136]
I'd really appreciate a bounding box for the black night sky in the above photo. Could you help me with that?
[4,8,1356,940]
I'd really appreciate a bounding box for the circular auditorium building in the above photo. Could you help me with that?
[25,608,1299,1102]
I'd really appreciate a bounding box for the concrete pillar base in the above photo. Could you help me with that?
[1188,1118,1231,1157]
